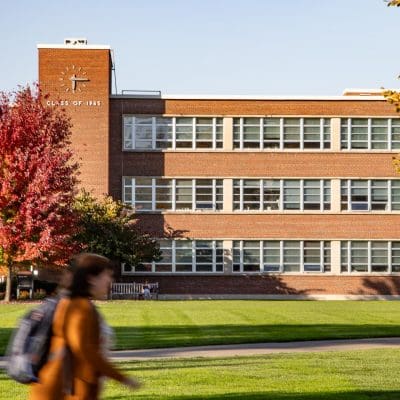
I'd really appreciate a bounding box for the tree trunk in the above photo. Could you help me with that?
[4,258,13,302]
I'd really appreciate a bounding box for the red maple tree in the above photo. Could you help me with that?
[0,86,80,301]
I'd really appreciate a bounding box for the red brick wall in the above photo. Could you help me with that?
[109,98,398,200]
[111,98,399,116]
[39,48,111,197]
[113,152,396,181]
[134,214,400,239]
[120,275,400,295]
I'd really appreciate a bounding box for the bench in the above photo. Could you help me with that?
[110,282,159,300]
[136,282,159,300]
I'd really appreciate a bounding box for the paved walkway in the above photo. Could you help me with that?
[1,337,400,369]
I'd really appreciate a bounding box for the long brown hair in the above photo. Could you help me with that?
[69,253,113,298]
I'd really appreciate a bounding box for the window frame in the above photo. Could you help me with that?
[232,240,331,273]
[123,177,223,212]
[233,179,331,211]
[341,118,400,150]
[233,117,331,150]
[340,241,400,274]
[341,179,400,212]
[122,240,224,274]
[123,116,223,150]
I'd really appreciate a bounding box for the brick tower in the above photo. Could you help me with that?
[38,38,112,197]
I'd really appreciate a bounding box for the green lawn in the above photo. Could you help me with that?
[1,300,400,355]
[2,349,400,399]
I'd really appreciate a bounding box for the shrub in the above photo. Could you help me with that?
[33,289,47,300]
[18,290,31,300]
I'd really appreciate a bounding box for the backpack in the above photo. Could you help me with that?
[6,297,59,384]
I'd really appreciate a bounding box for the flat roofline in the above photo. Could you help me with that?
[37,44,111,50]
[343,88,383,92]
[111,94,385,101]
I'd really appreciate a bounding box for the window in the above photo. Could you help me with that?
[155,240,173,272]
[263,180,280,210]
[129,177,152,211]
[175,179,192,210]
[263,241,281,272]
[341,118,400,150]
[234,117,330,150]
[196,117,223,148]
[123,116,223,150]
[283,180,301,210]
[392,242,400,272]
[233,240,331,273]
[195,179,223,210]
[283,241,301,272]
[123,116,153,149]
[123,177,223,212]
[196,240,224,272]
[233,241,261,272]
[155,179,173,210]
[340,241,400,273]
[233,179,330,211]
[242,180,260,210]
[122,240,224,273]
[264,118,280,149]
[341,180,400,212]
[155,117,173,149]
[283,118,301,149]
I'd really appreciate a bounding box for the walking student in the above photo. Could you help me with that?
[29,253,141,400]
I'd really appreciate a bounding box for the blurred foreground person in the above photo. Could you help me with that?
[29,253,141,400]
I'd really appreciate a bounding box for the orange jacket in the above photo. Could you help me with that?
[29,297,125,400]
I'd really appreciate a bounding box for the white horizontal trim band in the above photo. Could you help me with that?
[37,44,111,50]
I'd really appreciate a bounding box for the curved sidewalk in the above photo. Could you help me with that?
[1,337,400,369]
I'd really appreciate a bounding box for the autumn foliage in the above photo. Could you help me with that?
[0,86,79,301]
[386,0,400,6]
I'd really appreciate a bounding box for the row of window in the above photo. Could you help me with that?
[233,179,331,211]
[123,178,400,212]
[233,241,331,273]
[122,240,400,274]
[341,241,400,273]
[233,118,331,149]
[341,180,400,211]
[123,116,400,150]
[341,118,400,150]
[234,179,400,212]
[124,116,223,150]
[124,240,224,273]
[123,178,223,211]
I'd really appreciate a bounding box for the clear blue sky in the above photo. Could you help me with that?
[1,0,399,95]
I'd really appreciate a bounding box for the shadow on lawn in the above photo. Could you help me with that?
[0,328,13,355]
[112,323,400,350]
[2,322,400,355]
[108,390,400,400]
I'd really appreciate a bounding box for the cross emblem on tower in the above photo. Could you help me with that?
[69,74,90,93]
[59,65,90,93]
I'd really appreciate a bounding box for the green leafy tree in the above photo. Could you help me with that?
[73,191,161,268]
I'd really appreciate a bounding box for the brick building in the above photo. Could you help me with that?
[38,39,400,298]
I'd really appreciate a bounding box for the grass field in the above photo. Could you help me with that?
[2,349,400,399]
[1,300,400,355]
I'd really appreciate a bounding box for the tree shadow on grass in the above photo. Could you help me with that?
[2,322,400,356]
[0,328,13,356]
[112,323,400,351]
[107,390,400,400]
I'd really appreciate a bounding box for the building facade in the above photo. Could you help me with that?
[38,40,400,297]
